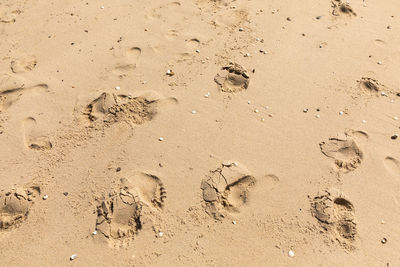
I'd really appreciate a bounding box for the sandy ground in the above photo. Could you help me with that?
[0,0,400,266]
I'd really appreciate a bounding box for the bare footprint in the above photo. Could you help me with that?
[107,47,141,80]
[331,0,356,17]
[22,117,52,150]
[0,185,40,230]
[10,55,37,73]
[96,173,165,247]
[0,73,48,112]
[384,157,400,176]
[214,63,250,93]
[83,92,157,126]
[201,161,255,219]
[320,138,363,172]
[311,189,357,250]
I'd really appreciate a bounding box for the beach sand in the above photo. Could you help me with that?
[0,0,399,265]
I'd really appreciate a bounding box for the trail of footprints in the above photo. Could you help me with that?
[2,2,400,258]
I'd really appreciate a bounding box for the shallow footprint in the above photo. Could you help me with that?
[311,189,357,250]
[107,47,142,80]
[0,185,40,230]
[22,117,52,150]
[384,157,400,176]
[331,0,356,17]
[201,161,255,220]
[96,174,165,248]
[320,138,363,172]
[10,55,37,73]
[214,62,250,93]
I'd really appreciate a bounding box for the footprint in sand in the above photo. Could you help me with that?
[320,138,363,172]
[22,117,52,150]
[201,161,256,220]
[214,62,250,93]
[106,47,141,80]
[384,157,400,176]
[0,185,40,230]
[311,189,357,249]
[0,73,48,112]
[95,172,166,247]
[83,91,177,127]
[331,0,356,17]
[0,3,23,23]
[10,55,37,73]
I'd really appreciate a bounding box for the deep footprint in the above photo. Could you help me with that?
[311,189,357,249]
[201,161,255,219]
[96,173,166,247]
[320,138,363,172]
[84,92,158,126]
[214,62,250,93]
[0,186,40,230]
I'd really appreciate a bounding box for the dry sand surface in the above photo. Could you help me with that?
[0,0,400,266]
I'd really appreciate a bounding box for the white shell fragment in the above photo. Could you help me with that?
[232,221,237,225]
[115,86,120,90]
[196,49,200,53]
[191,110,197,114]
[92,231,97,235]
[159,232,164,237]
[159,137,164,141]
[339,111,344,115]
[244,53,250,57]
[70,254,78,261]
[43,195,48,200]
[315,114,320,118]
[254,109,259,113]
[288,250,295,257]
[204,92,210,98]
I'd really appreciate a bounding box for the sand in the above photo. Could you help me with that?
[0,0,399,266]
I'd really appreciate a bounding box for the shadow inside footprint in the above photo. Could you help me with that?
[331,0,356,17]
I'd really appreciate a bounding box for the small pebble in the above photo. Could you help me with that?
[268,114,273,117]
[191,110,197,114]
[381,238,387,244]
[204,92,210,98]
[247,101,251,104]
[377,61,382,65]
[303,108,308,113]
[115,86,120,90]
[254,109,259,113]
[70,254,78,261]
[381,220,386,224]
[244,53,250,57]
[391,134,398,140]
[394,116,398,121]
[256,38,261,41]
[166,69,175,76]
[63,192,68,196]
[239,27,244,32]
[381,92,387,96]
[195,49,200,53]
[315,114,320,118]
[339,111,344,115]
[100,6,104,9]
[116,167,121,172]
[159,232,164,237]
[43,195,48,200]
[92,231,97,235]
[261,118,265,122]
[288,250,295,257]
[362,120,366,123]
[232,221,237,225]
[159,137,164,141]
[287,17,292,21]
